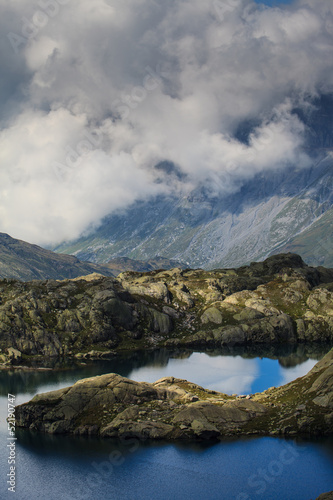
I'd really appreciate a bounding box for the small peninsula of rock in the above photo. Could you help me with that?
[15,348,333,440]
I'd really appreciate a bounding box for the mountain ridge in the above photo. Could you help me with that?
[0,233,187,281]
[53,153,333,269]
[0,232,117,281]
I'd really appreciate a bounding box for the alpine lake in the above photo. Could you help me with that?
[1,344,333,500]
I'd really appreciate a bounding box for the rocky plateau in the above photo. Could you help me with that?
[1,253,333,365]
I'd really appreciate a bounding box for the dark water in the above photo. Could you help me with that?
[1,346,333,500]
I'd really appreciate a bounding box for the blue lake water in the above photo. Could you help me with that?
[1,347,333,500]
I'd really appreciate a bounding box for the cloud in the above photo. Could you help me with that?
[0,107,163,244]
[0,0,332,245]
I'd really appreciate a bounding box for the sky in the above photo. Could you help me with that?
[0,0,332,247]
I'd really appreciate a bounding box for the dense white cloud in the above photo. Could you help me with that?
[0,0,332,245]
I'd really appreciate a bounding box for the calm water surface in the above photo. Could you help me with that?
[1,346,332,500]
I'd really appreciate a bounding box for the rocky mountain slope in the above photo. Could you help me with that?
[0,233,117,281]
[0,233,186,282]
[104,256,187,273]
[15,347,333,440]
[1,253,333,364]
[274,205,333,266]
[54,153,333,269]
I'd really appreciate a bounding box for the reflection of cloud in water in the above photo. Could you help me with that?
[279,359,317,386]
[129,353,259,395]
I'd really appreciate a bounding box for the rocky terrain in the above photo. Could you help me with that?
[15,347,333,440]
[1,253,333,365]
[55,157,333,270]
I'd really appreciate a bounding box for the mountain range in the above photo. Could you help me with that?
[0,233,185,281]
[53,95,333,269]
[0,233,116,281]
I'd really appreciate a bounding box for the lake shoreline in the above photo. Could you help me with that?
[15,348,333,441]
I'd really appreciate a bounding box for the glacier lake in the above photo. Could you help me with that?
[1,346,333,500]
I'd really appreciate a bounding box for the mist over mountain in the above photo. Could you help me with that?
[54,156,333,268]
[55,93,333,268]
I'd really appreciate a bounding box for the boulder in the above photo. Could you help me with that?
[201,307,223,325]
[7,347,22,363]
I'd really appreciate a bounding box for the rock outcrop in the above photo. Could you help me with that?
[1,253,333,363]
[15,348,333,440]
[316,493,333,500]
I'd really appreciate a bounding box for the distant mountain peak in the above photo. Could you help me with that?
[0,233,116,281]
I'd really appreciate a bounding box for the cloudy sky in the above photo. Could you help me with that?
[0,0,332,246]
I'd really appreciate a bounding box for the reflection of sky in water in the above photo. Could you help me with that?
[130,353,258,394]
[279,358,317,386]
[129,353,318,395]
